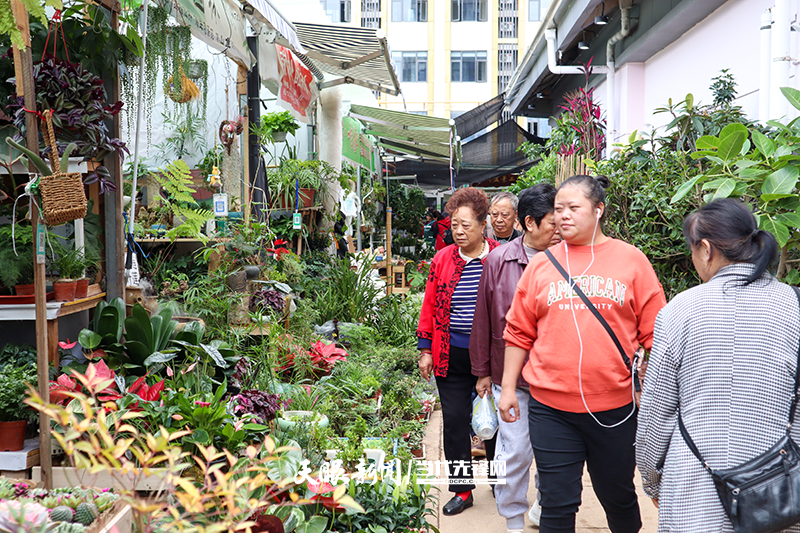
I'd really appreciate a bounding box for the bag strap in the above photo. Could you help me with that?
[544,249,632,370]
[679,285,800,470]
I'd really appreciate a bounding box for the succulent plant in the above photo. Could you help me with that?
[49,506,74,523]
[53,523,86,533]
[73,503,98,527]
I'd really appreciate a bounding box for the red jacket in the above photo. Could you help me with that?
[417,240,500,377]
[434,218,451,250]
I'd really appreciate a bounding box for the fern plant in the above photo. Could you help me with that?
[152,160,213,242]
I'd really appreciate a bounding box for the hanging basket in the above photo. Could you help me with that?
[39,110,88,226]
[166,74,200,103]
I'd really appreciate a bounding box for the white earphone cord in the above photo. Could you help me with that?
[565,213,637,429]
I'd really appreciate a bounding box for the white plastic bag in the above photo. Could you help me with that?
[471,394,499,440]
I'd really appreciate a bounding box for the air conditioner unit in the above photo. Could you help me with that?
[500,21,515,32]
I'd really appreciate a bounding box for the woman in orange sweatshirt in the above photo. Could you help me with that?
[498,175,666,533]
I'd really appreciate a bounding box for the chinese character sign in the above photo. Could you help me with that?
[276,45,316,121]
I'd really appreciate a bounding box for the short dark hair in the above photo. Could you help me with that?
[517,183,557,229]
[683,198,779,285]
[445,188,490,223]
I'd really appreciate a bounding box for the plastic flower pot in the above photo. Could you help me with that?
[75,278,89,299]
[14,284,34,295]
[0,420,27,451]
[276,411,329,431]
[53,279,77,302]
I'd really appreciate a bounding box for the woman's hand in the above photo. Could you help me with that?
[419,352,433,381]
[651,498,659,508]
[498,388,520,423]
[476,376,492,398]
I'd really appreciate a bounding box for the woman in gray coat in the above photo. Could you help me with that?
[636,199,800,532]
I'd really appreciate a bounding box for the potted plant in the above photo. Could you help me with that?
[7,56,127,195]
[51,245,85,302]
[266,159,334,210]
[0,364,37,451]
[75,248,99,300]
[0,224,35,295]
[253,110,300,143]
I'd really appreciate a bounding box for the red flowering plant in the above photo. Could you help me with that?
[275,335,348,379]
[548,59,606,160]
[49,360,165,411]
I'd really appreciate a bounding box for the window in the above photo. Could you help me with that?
[452,0,487,21]
[528,0,549,21]
[498,0,517,38]
[391,51,428,82]
[362,0,381,28]
[451,51,487,82]
[391,0,427,21]
[320,0,351,22]
[497,44,518,93]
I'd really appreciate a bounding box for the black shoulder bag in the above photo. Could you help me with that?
[677,286,800,533]
[543,249,641,395]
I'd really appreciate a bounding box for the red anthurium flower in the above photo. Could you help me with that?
[58,339,77,350]
[85,348,105,361]
[273,239,288,247]
[307,479,336,494]
[145,380,165,402]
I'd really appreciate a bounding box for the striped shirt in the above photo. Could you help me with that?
[450,259,484,334]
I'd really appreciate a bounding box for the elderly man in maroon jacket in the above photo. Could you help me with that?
[470,183,559,532]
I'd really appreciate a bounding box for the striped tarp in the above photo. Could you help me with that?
[290,22,401,95]
[349,104,460,166]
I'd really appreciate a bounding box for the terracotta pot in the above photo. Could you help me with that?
[14,283,34,295]
[75,278,89,299]
[0,420,27,451]
[53,280,77,302]
[275,188,316,210]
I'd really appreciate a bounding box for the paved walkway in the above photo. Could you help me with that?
[422,410,659,533]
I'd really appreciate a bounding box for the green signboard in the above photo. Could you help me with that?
[342,117,375,173]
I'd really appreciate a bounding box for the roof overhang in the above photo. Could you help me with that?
[505,0,729,117]
[240,0,305,53]
[349,104,460,166]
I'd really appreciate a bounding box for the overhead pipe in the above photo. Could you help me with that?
[605,6,631,154]
[770,0,791,120]
[760,9,772,122]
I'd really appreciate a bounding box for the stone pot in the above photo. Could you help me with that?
[226,270,247,292]
[243,265,260,280]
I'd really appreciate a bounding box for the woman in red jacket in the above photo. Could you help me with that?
[417,187,499,516]
[499,175,666,533]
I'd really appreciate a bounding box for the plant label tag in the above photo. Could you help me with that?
[292,212,302,230]
[213,193,229,217]
[36,224,46,264]
[129,253,141,286]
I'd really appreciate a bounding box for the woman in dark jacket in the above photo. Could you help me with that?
[417,187,499,516]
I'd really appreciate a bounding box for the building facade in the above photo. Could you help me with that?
[317,0,549,120]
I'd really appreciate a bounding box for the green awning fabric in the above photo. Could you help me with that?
[348,104,460,168]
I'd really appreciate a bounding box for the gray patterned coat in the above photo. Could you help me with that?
[636,263,800,532]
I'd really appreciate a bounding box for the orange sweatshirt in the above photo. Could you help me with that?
[504,238,666,413]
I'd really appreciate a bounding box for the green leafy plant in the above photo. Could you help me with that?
[51,243,89,281]
[0,364,37,422]
[157,111,208,164]
[121,304,178,376]
[252,110,300,143]
[150,159,214,242]
[670,87,800,279]
[0,224,34,289]
[77,298,125,364]
[315,256,383,323]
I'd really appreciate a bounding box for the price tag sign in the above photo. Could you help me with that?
[213,193,229,217]
[36,224,46,264]
[129,253,141,287]
[292,212,302,230]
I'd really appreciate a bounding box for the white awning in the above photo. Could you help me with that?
[240,0,306,54]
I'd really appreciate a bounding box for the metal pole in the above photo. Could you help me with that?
[126,0,149,275]
[356,165,362,251]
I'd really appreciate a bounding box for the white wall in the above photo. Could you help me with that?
[625,0,795,139]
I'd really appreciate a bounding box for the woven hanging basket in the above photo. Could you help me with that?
[39,110,87,226]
